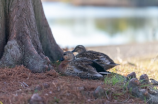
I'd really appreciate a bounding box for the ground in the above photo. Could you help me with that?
[0,66,145,104]
[0,42,158,104]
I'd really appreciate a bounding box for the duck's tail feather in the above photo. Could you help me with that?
[108,63,120,66]
[99,72,111,75]
[103,63,119,70]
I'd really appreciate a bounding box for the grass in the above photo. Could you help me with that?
[111,54,158,81]
[104,73,125,88]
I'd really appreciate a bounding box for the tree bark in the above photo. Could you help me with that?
[0,0,63,72]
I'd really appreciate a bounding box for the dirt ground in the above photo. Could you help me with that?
[0,66,145,104]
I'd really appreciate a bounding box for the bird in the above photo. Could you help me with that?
[72,45,119,72]
[58,51,110,79]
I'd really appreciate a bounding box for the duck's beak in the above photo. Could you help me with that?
[59,57,64,62]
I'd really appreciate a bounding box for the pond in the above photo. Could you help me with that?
[42,2,158,48]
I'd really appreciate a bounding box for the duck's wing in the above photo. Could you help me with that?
[94,57,119,71]
[71,58,104,79]
[76,51,116,65]
[75,51,119,71]
[76,51,100,60]
[72,58,110,76]
[92,51,115,64]
[71,58,97,73]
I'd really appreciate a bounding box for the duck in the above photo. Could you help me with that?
[58,51,110,79]
[72,45,119,71]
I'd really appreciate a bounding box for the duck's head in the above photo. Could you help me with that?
[72,45,86,54]
[60,51,75,62]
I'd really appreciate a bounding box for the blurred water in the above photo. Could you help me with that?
[42,2,158,48]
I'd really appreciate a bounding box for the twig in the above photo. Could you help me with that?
[52,82,57,88]
[105,91,109,100]
[19,82,29,88]
[146,97,152,103]
[23,82,29,87]
[109,91,112,100]
[27,73,31,80]
[19,82,25,88]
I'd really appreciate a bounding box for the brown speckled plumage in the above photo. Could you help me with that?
[58,51,103,79]
[72,45,118,71]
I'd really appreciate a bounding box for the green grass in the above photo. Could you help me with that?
[104,73,125,86]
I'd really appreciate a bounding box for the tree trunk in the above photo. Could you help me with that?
[0,0,63,72]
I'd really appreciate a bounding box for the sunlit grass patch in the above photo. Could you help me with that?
[111,54,158,80]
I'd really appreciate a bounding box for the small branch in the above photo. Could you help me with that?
[23,82,29,87]
[105,91,109,100]
[27,72,31,80]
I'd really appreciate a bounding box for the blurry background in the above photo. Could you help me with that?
[41,0,158,79]
[41,0,158,81]
[41,0,158,48]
